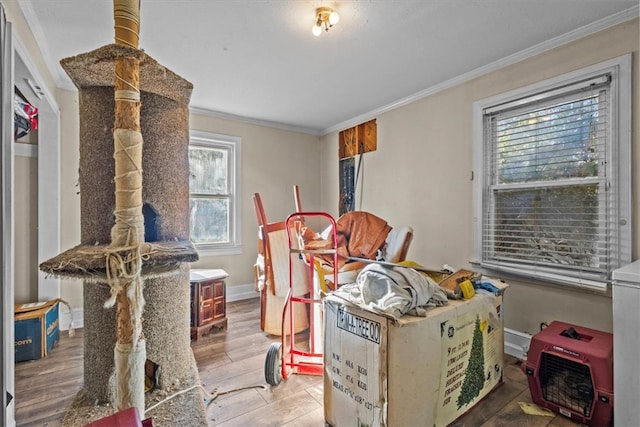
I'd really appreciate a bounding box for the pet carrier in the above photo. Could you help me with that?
[522,321,613,426]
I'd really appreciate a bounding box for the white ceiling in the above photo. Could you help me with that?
[17,0,638,135]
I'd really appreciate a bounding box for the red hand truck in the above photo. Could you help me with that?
[264,212,338,386]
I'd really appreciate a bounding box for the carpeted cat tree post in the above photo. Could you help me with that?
[40,1,206,424]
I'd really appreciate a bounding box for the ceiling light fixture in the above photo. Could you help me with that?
[312,7,339,36]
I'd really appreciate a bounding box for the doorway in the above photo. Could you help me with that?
[1,9,61,425]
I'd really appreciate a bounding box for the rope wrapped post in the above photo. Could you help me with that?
[107,0,146,414]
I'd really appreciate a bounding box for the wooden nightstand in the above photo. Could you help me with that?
[190,269,228,340]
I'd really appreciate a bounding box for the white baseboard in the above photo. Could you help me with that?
[57,285,258,331]
[504,328,532,360]
[227,283,260,302]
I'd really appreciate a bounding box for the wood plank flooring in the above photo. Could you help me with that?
[14,298,586,426]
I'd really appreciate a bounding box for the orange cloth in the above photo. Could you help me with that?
[304,211,391,269]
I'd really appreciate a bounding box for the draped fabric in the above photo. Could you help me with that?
[332,263,449,319]
[304,211,391,269]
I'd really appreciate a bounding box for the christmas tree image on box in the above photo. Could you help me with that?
[457,315,485,408]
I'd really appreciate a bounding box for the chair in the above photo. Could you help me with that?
[292,185,413,286]
[253,193,309,336]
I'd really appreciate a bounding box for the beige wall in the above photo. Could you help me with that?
[320,19,639,335]
[53,101,322,303]
[13,154,37,304]
[189,113,321,287]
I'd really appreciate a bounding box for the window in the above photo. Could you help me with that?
[473,56,631,291]
[189,130,242,255]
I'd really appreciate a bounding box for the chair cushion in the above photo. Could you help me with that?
[384,226,413,263]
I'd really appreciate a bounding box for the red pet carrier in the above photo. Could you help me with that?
[522,321,613,427]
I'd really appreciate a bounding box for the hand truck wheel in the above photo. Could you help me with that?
[265,342,283,386]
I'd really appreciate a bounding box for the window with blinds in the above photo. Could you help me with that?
[473,56,631,290]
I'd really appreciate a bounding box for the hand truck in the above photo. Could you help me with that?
[264,212,338,386]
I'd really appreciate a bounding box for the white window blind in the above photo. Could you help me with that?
[474,56,631,290]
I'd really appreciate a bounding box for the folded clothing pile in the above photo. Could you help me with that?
[332,263,449,319]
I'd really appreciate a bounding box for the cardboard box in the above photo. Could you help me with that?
[324,278,507,426]
[15,299,60,362]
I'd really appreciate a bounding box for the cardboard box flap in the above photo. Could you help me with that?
[14,299,58,315]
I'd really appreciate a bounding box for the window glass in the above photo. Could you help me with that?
[496,95,602,184]
[189,146,228,195]
[189,197,229,244]
[492,185,601,271]
[188,131,241,254]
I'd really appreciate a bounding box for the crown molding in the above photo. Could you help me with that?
[321,5,639,136]
[189,106,322,136]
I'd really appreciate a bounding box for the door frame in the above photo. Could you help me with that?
[2,7,61,425]
[1,6,15,425]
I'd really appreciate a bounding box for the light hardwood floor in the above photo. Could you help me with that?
[14,298,586,426]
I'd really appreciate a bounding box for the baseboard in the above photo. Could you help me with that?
[227,283,260,302]
[504,327,532,360]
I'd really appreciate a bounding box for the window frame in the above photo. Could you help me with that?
[472,55,631,291]
[189,130,242,255]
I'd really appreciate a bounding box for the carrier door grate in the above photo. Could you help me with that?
[540,352,594,417]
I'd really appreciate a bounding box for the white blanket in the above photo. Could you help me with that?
[333,263,448,318]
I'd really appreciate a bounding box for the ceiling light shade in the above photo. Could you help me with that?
[312,7,339,36]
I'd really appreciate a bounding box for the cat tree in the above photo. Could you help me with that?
[40,1,205,424]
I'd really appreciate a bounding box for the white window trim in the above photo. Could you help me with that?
[189,130,242,256]
[472,54,632,292]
